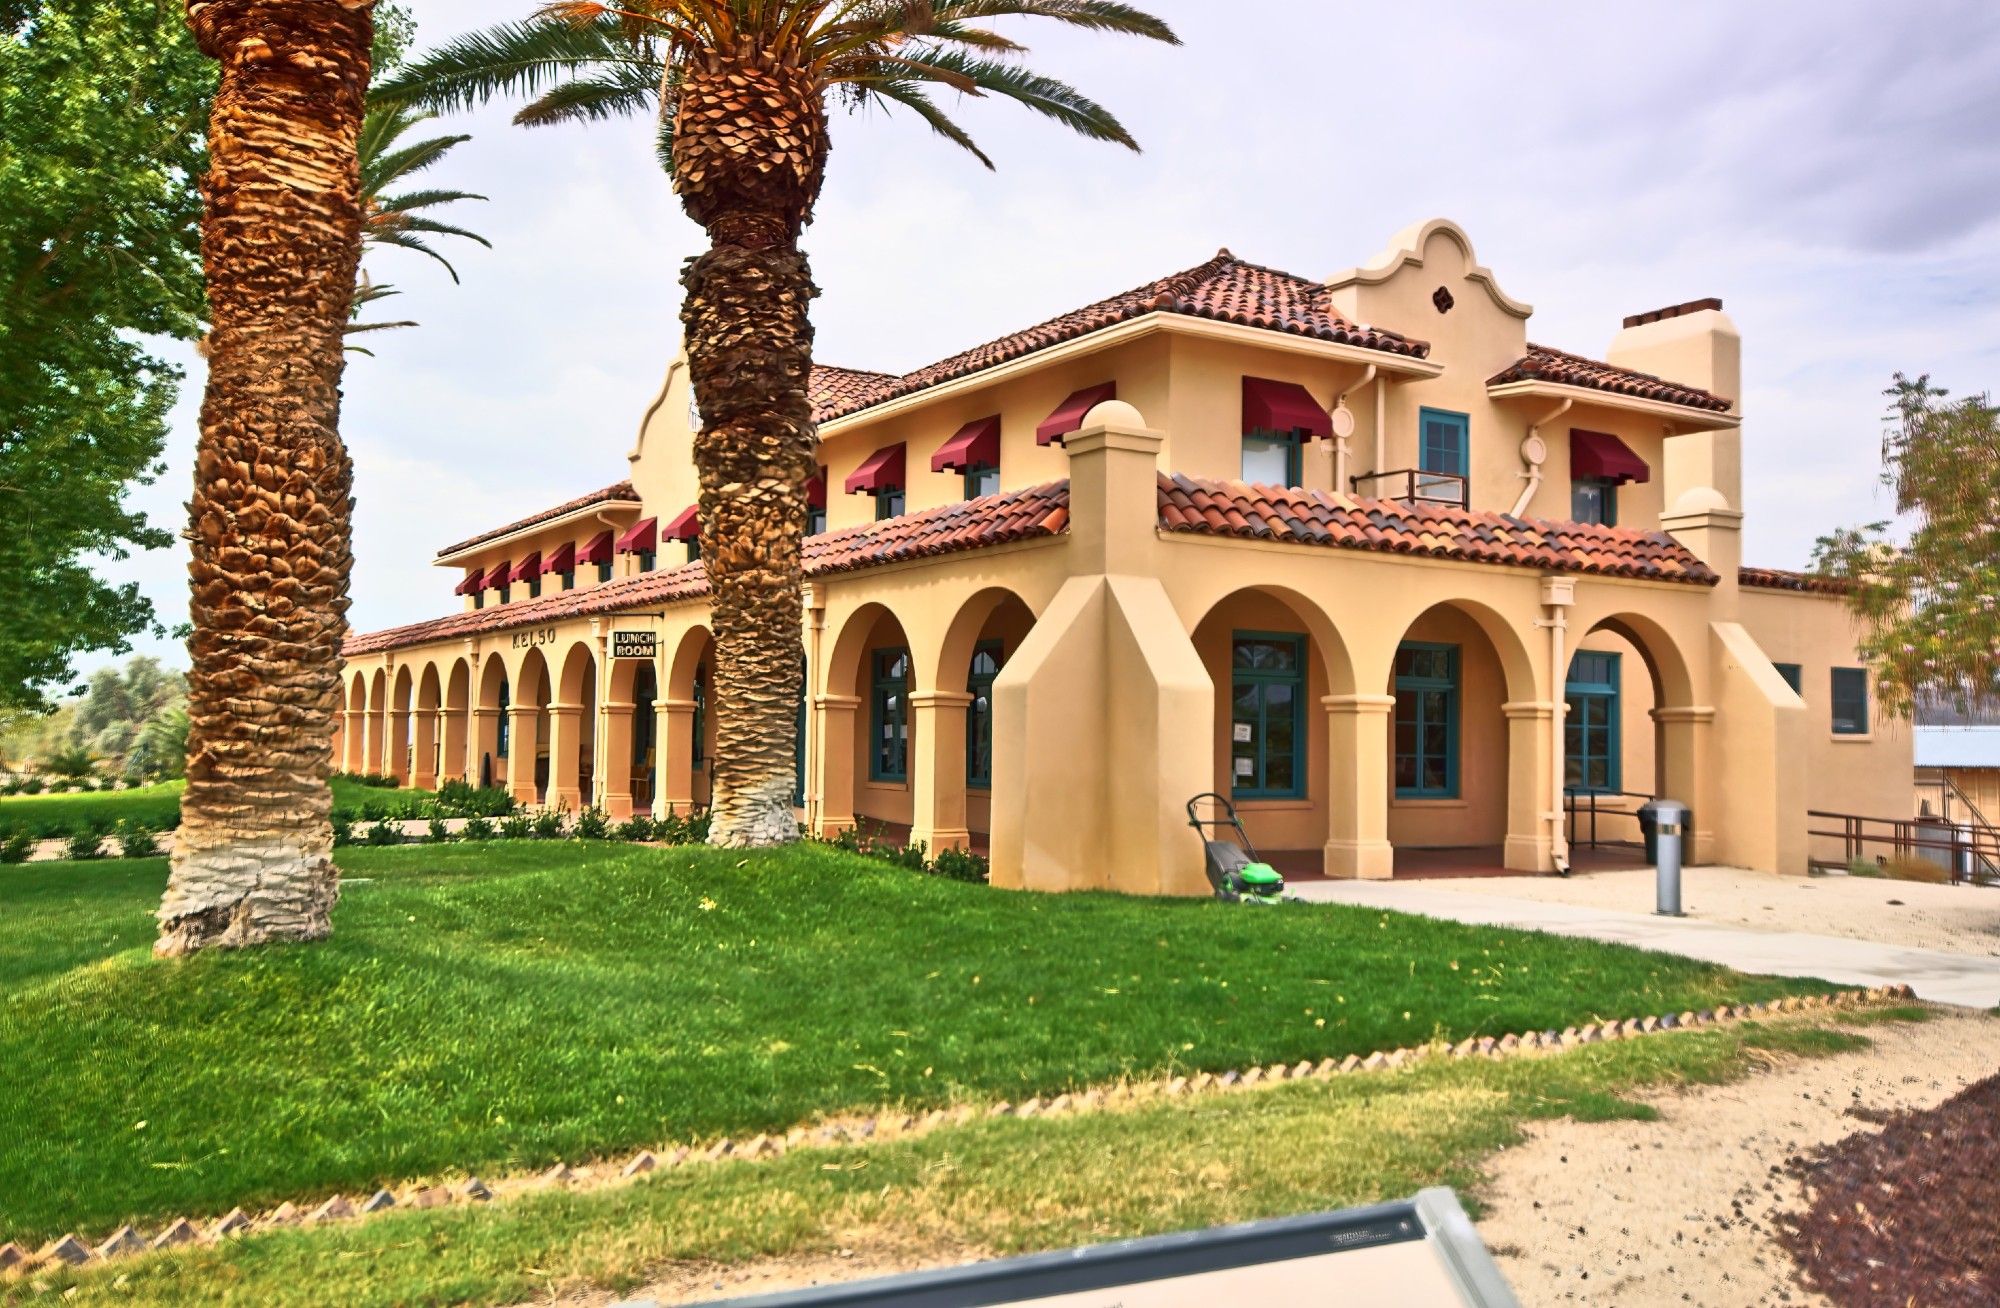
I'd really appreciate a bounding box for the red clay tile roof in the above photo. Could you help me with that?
[809,365,898,418]
[813,251,1430,423]
[435,481,641,559]
[1740,565,1851,594]
[1487,343,1733,413]
[348,481,1071,657]
[1157,473,1719,585]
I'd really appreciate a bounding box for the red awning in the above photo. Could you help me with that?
[662,505,700,542]
[508,551,542,583]
[454,572,480,596]
[1571,430,1650,484]
[930,416,1001,473]
[1243,377,1331,441]
[807,471,827,509]
[482,561,512,590]
[1036,383,1117,446]
[844,443,906,495]
[616,517,658,554]
[541,541,576,574]
[579,530,615,566]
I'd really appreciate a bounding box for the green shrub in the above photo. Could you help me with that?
[117,823,161,859]
[461,815,496,841]
[425,816,452,844]
[331,811,354,847]
[65,829,104,860]
[364,819,401,847]
[360,801,389,825]
[498,814,532,841]
[434,780,514,818]
[19,777,43,795]
[612,815,653,843]
[574,807,609,840]
[530,808,565,840]
[0,830,31,865]
[928,846,989,884]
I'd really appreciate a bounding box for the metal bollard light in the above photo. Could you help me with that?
[1638,799,1689,916]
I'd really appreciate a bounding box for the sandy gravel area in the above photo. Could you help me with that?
[1425,865,2000,958]
[1478,1009,2000,1306]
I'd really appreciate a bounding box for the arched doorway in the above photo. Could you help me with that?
[819,603,914,839]
[550,642,598,812]
[476,656,509,792]
[514,648,552,806]
[414,663,443,789]
[441,659,470,785]
[926,587,1040,853]
[1566,611,1700,865]
[665,626,715,816]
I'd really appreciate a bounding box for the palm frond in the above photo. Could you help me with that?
[857,80,994,168]
[373,15,656,116]
[365,132,476,191]
[373,187,490,216]
[513,67,661,127]
[844,46,1140,149]
[935,0,1178,44]
[364,229,467,281]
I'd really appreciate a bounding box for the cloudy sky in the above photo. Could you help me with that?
[96,0,2000,675]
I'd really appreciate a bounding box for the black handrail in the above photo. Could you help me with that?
[1807,808,2000,885]
[1563,787,1654,850]
[1349,468,1469,510]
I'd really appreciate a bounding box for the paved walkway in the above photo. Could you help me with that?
[1294,879,2000,1008]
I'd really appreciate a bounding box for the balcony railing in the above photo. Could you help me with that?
[1349,468,1469,510]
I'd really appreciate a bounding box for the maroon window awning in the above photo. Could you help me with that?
[844,442,906,495]
[508,551,542,583]
[807,471,827,509]
[662,506,700,542]
[482,561,512,591]
[541,541,576,575]
[616,517,658,554]
[454,572,480,596]
[1242,377,1331,441]
[1036,383,1117,446]
[930,416,1001,473]
[1571,430,1650,484]
[579,529,615,566]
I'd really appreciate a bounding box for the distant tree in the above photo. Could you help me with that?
[43,745,97,782]
[129,706,192,781]
[1813,374,2000,717]
[345,99,490,346]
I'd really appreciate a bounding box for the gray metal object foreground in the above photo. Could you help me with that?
[1639,798,1689,917]
[626,1188,1519,1307]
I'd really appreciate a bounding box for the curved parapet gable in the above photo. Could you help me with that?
[1326,217,1534,322]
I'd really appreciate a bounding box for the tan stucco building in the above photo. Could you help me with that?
[339,219,1910,891]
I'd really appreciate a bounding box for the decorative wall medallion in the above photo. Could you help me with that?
[1432,286,1455,314]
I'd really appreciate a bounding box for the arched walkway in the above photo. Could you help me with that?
[389,666,414,785]
[817,603,914,839]
[511,648,552,806]
[549,642,598,812]
[918,587,1041,851]
[414,663,443,790]
[343,674,368,774]
[441,659,470,786]
[663,626,715,816]
[475,656,509,791]
[1567,610,1706,863]
[367,668,389,778]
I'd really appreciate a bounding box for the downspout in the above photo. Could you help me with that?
[1331,364,1376,493]
[1372,374,1388,480]
[1510,397,1572,518]
[1538,578,1575,876]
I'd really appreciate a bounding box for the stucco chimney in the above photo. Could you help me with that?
[1063,400,1164,576]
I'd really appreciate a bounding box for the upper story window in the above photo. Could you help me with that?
[597,560,614,584]
[472,591,485,610]
[874,488,905,521]
[932,417,1000,501]
[1241,378,1328,489]
[560,568,576,591]
[964,464,1001,499]
[1572,478,1618,526]
[807,470,827,535]
[1831,667,1869,735]
[1419,408,1469,485]
[526,573,541,599]
[1569,430,1649,526]
[1774,662,1803,695]
[845,443,906,523]
[616,517,658,575]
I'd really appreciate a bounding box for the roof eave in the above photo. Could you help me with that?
[433,498,644,566]
[1485,379,1740,431]
[818,312,1440,435]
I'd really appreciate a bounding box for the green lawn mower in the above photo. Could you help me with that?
[1185,792,1293,905]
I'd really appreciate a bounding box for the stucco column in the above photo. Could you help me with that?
[657,698,697,819]
[813,695,861,837]
[367,706,388,776]
[545,703,584,813]
[910,690,974,853]
[600,702,635,819]
[471,706,501,789]
[1322,694,1396,879]
[412,709,439,791]
[1503,700,1558,872]
[388,707,411,785]
[341,710,364,773]
[505,706,539,806]
[440,708,467,785]
[1655,704,1718,866]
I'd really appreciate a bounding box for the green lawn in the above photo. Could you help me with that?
[0,778,434,837]
[22,1020,1883,1308]
[0,843,1831,1245]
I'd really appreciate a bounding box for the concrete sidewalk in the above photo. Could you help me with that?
[1294,879,2000,1008]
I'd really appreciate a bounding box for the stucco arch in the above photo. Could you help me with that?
[930,586,1042,693]
[445,658,470,712]
[367,667,388,714]
[1578,609,1695,709]
[1185,582,1357,698]
[826,601,913,698]
[392,664,414,712]
[347,672,368,713]
[477,654,509,708]
[556,640,597,706]
[665,623,714,701]
[416,662,443,712]
[1372,594,1540,705]
[514,647,552,708]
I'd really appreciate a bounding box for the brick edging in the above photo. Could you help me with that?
[0,985,1914,1280]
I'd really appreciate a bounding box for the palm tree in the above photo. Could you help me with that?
[156,0,374,956]
[381,1,1177,847]
[346,99,491,345]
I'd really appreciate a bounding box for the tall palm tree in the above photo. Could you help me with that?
[382,1,1177,847]
[347,99,491,345]
[156,0,374,956]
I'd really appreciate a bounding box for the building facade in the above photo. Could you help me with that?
[338,219,1910,891]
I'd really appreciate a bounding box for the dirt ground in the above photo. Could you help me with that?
[1425,865,2000,958]
[1477,1009,2000,1306]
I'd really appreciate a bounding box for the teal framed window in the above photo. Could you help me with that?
[687,538,701,564]
[1240,430,1302,487]
[966,641,1002,789]
[526,574,541,599]
[496,680,512,758]
[1394,642,1459,798]
[964,464,1000,500]
[874,487,905,521]
[1564,651,1621,794]
[472,591,484,610]
[807,504,827,535]
[560,567,575,591]
[597,560,613,584]
[1571,478,1618,526]
[870,647,911,781]
[637,549,656,573]
[1774,662,1803,695]
[691,669,707,768]
[1419,408,1469,478]
[1230,633,1305,798]
[1831,667,1869,734]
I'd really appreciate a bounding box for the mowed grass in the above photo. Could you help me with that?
[0,843,1830,1243]
[0,779,433,837]
[23,1021,1882,1308]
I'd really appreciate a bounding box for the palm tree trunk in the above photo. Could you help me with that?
[673,57,827,848]
[157,0,372,955]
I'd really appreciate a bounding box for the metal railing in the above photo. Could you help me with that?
[1349,468,1469,510]
[1915,770,1998,833]
[1564,787,1655,850]
[1807,808,2000,885]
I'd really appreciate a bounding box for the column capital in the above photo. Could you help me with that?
[1502,700,1558,720]
[815,694,863,713]
[1322,693,1396,715]
[660,698,697,714]
[910,690,975,710]
[547,703,584,717]
[1652,705,1717,724]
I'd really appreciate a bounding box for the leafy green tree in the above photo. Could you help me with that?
[1814,374,2000,716]
[129,706,191,781]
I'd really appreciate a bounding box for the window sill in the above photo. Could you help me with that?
[863,779,910,792]
[1232,797,1312,810]
[1830,732,1873,743]
[1392,797,1469,809]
